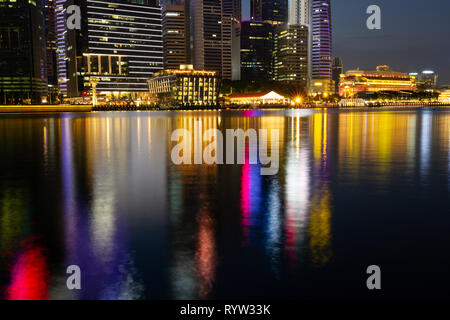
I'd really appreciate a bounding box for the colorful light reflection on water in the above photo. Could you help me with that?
[0,107,449,299]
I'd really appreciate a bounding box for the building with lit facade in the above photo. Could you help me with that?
[288,0,310,26]
[240,21,273,82]
[227,91,290,106]
[223,0,241,80]
[148,65,218,107]
[339,66,417,97]
[0,0,48,104]
[419,70,438,89]
[188,0,233,80]
[310,0,332,94]
[58,0,163,101]
[44,0,57,87]
[162,2,188,70]
[273,24,309,88]
[251,0,288,25]
[331,57,343,94]
[438,88,450,104]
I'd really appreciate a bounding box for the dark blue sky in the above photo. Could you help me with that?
[242,0,450,85]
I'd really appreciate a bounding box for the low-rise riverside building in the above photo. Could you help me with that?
[339,65,417,97]
[148,65,218,108]
[227,91,290,106]
[439,89,450,104]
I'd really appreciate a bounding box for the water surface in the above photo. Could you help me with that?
[0,108,449,300]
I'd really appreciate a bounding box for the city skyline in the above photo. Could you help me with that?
[1,0,449,105]
[243,0,450,85]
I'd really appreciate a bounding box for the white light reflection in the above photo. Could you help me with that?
[265,179,282,277]
[420,111,432,178]
[284,116,311,263]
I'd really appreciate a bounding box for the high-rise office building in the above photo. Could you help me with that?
[223,0,241,80]
[44,0,57,87]
[311,0,332,93]
[188,0,233,80]
[273,24,308,87]
[55,0,69,96]
[332,57,342,94]
[58,0,163,100]
[162,2,188,69]
[0,0,48,104]
[251,0,288,26]
[285,0,311,88]
[240,21,273,82]
[288,0,310,26]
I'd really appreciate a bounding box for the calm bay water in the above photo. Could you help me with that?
[0,107,449,300]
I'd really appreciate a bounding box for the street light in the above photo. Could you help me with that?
[89,78,100,107]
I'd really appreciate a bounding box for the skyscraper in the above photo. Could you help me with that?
[311,0,332,93]
[240,21,273,82]
[162,2,188,69]
[44,0,57,87]
[58,0,163,100]
[0,0,48,104]
[288,0,311,26]
[55,0,69,96]
[188,0,233,80]
[273,24,309,88]
[223,0,241,80]
[251,0,288,26]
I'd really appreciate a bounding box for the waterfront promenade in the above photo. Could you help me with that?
[0,105,92,113]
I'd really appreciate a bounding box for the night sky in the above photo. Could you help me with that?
[242,0,450,85]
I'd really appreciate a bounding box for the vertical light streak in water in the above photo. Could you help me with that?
[43,124,48,170]
[307,111,332,267]
[90,117,116,268]
[61,117,78,264]
[148,118,152,152]
[406,113,417,174]
[196,206,216,298]
[106,117,111,157]
[168,116,196,299]
[240,152,263,247]
[307,191,332,266]
[420,111,432,179]
[265,178,282,277]
[284,116,310,267]
[137,116,141,151]
[89,116,143,300]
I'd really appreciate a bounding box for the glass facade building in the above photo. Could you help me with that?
[0,0,48,104]
[311,0,332,90]
[189,0,233,80]
[251,0,288,25]
[273,24,309,87]
[162,2,188,70]
[240,21,273,82]
[288,0,310,26]
[57,0,163,100]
